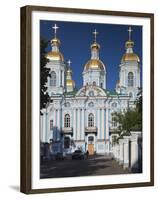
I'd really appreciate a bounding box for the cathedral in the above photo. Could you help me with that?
[40,24,141,156]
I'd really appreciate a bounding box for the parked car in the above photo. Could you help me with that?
[55,152,66,160]
[72,150,86,160]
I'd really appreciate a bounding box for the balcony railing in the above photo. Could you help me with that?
[85,126,97,133]
[62,127,73,133]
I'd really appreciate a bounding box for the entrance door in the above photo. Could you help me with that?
[88,144,94,155]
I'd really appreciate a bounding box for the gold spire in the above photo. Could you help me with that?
[84,29,104,71]
[51,23,61,46]
[66,60,75,89]
[93,29,98,43]
[66,60,72,75]
[121,26,140,63]
[46,23,64,61]
[91,29,100,49]
[125,26,134,48]
[52,24,59,38]
[128,26,132,41]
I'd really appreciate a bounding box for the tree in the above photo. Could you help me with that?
[135,88,142,113]
[112,91,142,137]
[40,37,50,114]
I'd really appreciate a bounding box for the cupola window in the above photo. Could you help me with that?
[128,72,134,87]
[50,71,56,86]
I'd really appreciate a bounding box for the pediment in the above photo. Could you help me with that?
[76,86,106,97]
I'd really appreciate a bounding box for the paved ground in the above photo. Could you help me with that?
[40,155,131,179]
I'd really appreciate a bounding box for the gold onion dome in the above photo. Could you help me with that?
[51,37,61,46]
[46,51,64,61]
[66,79,75,87]
[84,59,105,70]
[121,27,140,63]
[46,24,64,61]
[121,53,140,63]
[125,40,134,48]
[91,42,100,50]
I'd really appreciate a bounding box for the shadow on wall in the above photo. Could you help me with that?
[130,143,142,173]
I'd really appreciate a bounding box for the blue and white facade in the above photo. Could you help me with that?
[40,26,141,155]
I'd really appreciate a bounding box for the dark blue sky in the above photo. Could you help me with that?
[40,20,142,90]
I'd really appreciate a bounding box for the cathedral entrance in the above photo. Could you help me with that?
[64,136,70,149]
[88,136,95,155]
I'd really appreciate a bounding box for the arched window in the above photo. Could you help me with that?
[100,82,103,88]
[128,72,134,87]
[50,71,56,86]
[64,114,70,128]
[93,81,96,86]
[88,113,94,127]
[112,117,117,127]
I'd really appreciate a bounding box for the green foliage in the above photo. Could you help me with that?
[40,37,50,114]
[112,90,142,136]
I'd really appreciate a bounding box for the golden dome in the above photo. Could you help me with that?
[67,68,72,74]
[91,42,100,50]
[66,79,74,87]
[121,53,140,63]
[46,51,64,61]
[84,59,105,71]
[125,40,134,48]
[51,38,61,46]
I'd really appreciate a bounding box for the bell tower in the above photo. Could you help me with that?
[118,27,141,100]
[45,24,66,96]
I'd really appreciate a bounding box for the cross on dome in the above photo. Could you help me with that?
[67,59,72,67]
[127,26,133,41]
[92,29,99,43]
[52,23,59,38]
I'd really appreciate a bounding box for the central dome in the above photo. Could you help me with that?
[84,59,105,71]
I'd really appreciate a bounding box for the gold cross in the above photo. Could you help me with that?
[127,26,133,40]
[92,29,99,43]
[52,24,59,37]
[67,59,72,67]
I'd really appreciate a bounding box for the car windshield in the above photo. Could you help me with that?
[75,150,81,153]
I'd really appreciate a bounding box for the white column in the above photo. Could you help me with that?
[45,112,49,143]
[106,106,109,153]
[97,108,100,139]
[130,135,139,170]
[119,139,124,165]
[54,109,57,141]
[123,137,130,169]
[124,70,126,87]
[40,115,43,142]
[42,111,46,142]
[81,109,85,140]
[62,71,64,87]
[57,109,61,140]
[77,109,81,140]
[101,108,104,140]
[73,109,77,140]
[115,144,119,161]
[59,71,61,87]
